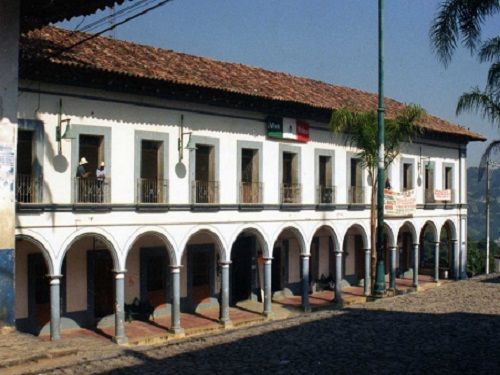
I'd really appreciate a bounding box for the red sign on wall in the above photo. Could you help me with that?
[296,120,310,143]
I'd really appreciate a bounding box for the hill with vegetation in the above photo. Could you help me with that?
[467,167,500,242]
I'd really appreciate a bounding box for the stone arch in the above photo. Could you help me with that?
[179,225,228,262]
[383,223,396,248]
[441,220,458,241]
[58,229,121,274]
[271,224,307,256]
[397,221,418,244]
[343,223,369,249]
[16,233,55,275]
[309,223,341,251]
[420,220,439,242]
[229,224,270,259]
[123,227,179,266]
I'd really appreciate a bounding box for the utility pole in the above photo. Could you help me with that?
[374,0,386,296]
[485,160,499,274]
[486,160,490,274]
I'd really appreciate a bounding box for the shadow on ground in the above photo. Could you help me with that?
[68,307,500,374]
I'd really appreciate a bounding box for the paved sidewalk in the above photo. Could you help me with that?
[1,274,498,374]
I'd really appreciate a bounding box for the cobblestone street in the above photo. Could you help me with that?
[4,274,500,374]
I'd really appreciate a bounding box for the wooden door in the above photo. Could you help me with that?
[90,250,114,319]
[354,235,365,281]
[28,253,50,328]
[231,237,253,304]
[190,247,212,305]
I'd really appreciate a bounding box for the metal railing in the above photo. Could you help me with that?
[425,188,435,203]
[348,186,365,204]
[240,181,262,204]
[16,174,41,203]
[281,183,301,204]
[74,177,111,204]
[317,185,336,204]
[192,180,219,204]
[137,178,168,204]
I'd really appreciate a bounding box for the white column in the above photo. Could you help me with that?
[170,266,184,335]
[0,0,20,328]
[113,271,127,345]
[300,254,310,312]
[364,248,371,296]
[49,275,62,341]
[413,243,419,288]
[263,258,273,318]
[334,250,343,303]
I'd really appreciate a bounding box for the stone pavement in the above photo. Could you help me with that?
[1,274,499,374]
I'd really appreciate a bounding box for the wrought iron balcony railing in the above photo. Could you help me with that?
[348,186,365,204]
[74,177,110,204]
[192,180,219,204]
[137,178,168,204]
[16,174,42,203]
[240,181,263,204]
[317,185,336,204]
[281,183,301,204]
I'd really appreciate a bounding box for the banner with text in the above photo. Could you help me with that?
[434,189,451,201]
[384,189,416,217]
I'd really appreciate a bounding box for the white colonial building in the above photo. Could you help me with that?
[11,26,483,343]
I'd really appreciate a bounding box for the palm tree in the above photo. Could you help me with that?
[330,105,425,286]
[430,0,500,126]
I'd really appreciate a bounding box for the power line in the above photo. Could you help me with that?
[59,0,174,57]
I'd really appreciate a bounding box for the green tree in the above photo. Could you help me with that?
[330,105,425,286]
[430,0,500,126]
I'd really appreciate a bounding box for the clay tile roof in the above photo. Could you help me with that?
[20,26,485,141]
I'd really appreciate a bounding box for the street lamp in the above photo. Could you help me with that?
[374,0,386,296]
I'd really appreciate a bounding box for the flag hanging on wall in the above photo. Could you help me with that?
[266,116,309,143]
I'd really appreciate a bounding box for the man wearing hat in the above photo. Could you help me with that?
[76,157,91,178]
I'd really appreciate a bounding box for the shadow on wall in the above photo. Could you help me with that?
[58,308,500,374]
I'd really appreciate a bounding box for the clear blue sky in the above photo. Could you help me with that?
[58,0,499,166]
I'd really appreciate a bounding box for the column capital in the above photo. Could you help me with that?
[334,249,343,255]
[263,257,273,264]
[300,253,310,258]
[170,265,183,273]
[48,274,63,285]
[412,243,419,247]
[364,248,371,254]
[219,261,232,266]
[112,269,127,275]
[389,246,397,251]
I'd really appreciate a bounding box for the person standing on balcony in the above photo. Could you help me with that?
[76,157,91,178]
[76,157,91,202]
[96,162,106,203]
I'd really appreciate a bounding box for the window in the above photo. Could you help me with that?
[194,144,218,203]
[424,162,435,203]
[282,151,300,203]
[318,155,334,203]
[240,148,261,203]
[76,134,109,203]
[139,140,167,203]
[403,163,413,190]
[16,130,38,203]
[349,158,363,203]
[444,166,453,189]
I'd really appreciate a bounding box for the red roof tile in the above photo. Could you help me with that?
[20,26,485,141]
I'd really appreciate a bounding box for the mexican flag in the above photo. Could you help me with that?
[266,117,309,143]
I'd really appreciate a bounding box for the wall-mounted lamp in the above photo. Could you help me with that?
[178,114,197,161]
[56,99,76,153]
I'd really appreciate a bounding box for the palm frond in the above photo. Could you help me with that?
[479,36,500,62]
[430,0,500,66]
[478,139,500,181]
[486,62,500,94]
[456,88,500,125]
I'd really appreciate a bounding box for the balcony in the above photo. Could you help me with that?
[281,183,301,204]
[74,178,110,204]
[240,181,262,204]
[137,178,168,204]
[348,186,365,204]
[317,185,336,204]
[425,189,435,204]
[192,180,219,204]
[16,174,42,203]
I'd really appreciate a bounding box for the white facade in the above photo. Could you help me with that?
[14,79,467,335]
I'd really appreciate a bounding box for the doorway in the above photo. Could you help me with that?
[188,245,215,308]
[88,250,114,321]
[28,253,50,330]
[140,247,168,308]
[230,236,255,304]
